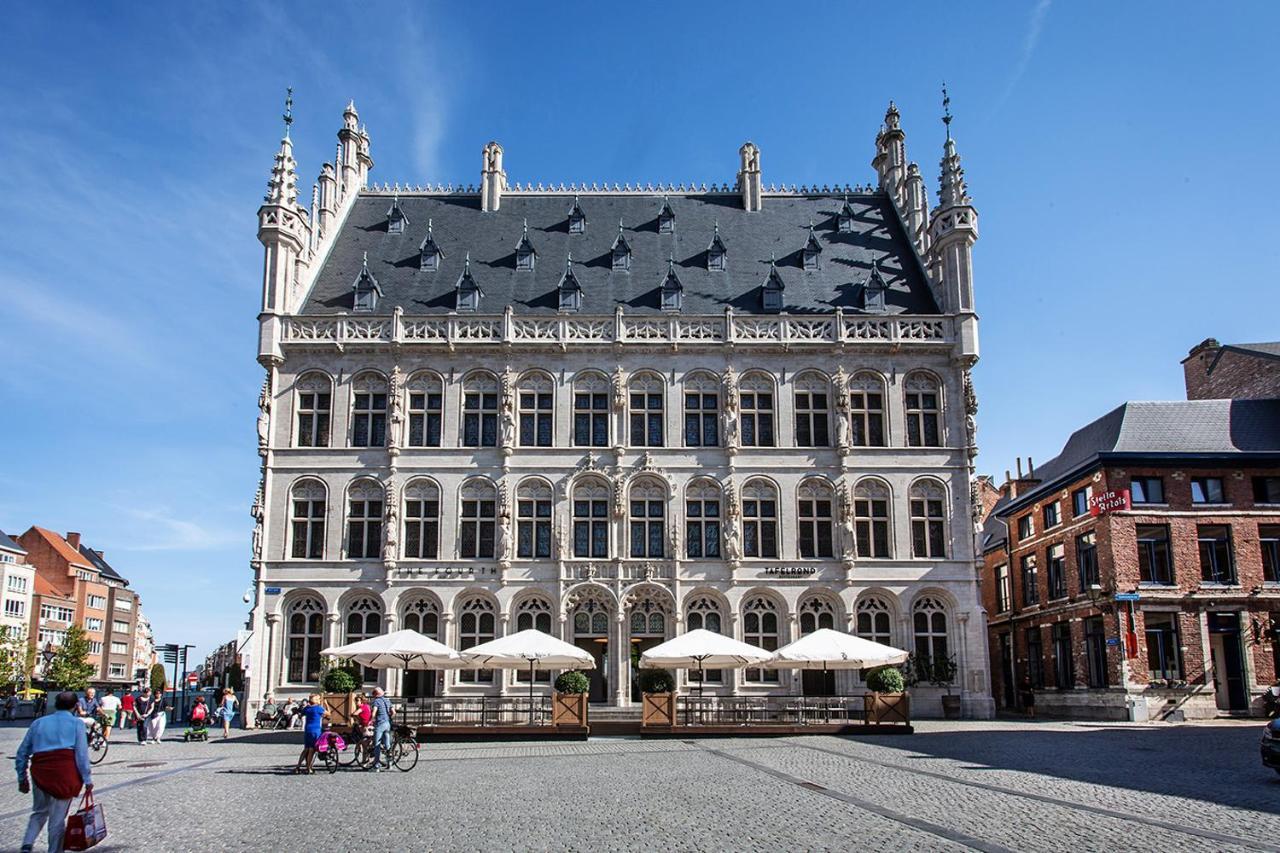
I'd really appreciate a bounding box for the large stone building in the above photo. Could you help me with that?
[245,97,993,718]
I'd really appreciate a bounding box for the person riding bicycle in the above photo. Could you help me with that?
[351,693,372,746]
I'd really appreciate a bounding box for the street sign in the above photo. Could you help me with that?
[1115,592,1141,602]
[1106,637,1121,646]
[187,673,198,687]
[265,587,282,594]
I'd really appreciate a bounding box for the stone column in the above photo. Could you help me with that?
[614,612,627,707]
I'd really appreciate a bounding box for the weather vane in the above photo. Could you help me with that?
[283,86,294,137]
[942,82,952,140]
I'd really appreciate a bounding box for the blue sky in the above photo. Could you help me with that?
[1,2,1276,661]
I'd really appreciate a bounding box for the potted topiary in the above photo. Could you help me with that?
[929,655,961,719]
[320,662,360,725]
[638,669,676,727]
[552,671,590,727]
[864,666,909,725]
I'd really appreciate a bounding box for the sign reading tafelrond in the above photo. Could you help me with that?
[1089,489,1130,516]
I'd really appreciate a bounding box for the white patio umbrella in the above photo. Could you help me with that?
[764,628,908,695]
[638,629,773,697]
[460,629,596,723]
[321,628,464,670]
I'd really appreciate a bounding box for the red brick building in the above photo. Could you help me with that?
[980,399,1280,720]
[1183,339,1280,401]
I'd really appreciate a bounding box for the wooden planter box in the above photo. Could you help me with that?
[322,692,355,727]
[552,692,588,727]
[641,692,675,727]
[865,692,910,725]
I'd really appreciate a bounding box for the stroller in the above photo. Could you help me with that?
[184,699,211,742]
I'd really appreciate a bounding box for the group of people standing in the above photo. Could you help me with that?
[292,687,394,775]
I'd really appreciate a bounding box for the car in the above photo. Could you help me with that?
[1260,720,1280,774]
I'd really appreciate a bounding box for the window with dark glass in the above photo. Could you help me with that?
[910,494,946,558]
[403,496,439,559]
[1197,524,1235,584]
[1084,616,1108,688]
[457,601,495,683]
[1191,477,1225,504]
[629,391,664,447]
[1047,544,1067,599]
[1145,613,1182,681]
[1137,524,1173,584]
[1017,514,1033,541]
[573,495,609,558]
[296,387,331,448]
[1021,555,1039,606]
[1051,621,1074,689]
[346,496,383,559]
[995,564,1011,612]
[1025,627,1045,689]
[629,497,665,559]
[1254,477,1280,504]
[740,387,775,447]
[793,388,830,447]
[519,390,553,447]
[517,497,552,559]
[1077,531,1099,588]
[742,600,779,683]
[407,389,442,447]
[1042,502,1060,529]
[742,491,778,559]
[685,494,720,559]
[905,383,941,447]
[854,492,890,558]
[291,498,325,559]
[683,391,718,447]
[352,390,387,447]
[1130,477,1164,504]
[1071,486,1090,517]
[460,498,496,558]
[1262,525,1280,583]
[797,495,834,559]
[463,389,499,447]
[848,388,885,447]
[574,392,609,447]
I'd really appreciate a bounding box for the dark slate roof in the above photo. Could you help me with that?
[1225,341,1280,361]
[998,399,1280,515]
[0,530,23,555]
[979,499,1009,554]
[300,192,939,316]
[79,544,127,584]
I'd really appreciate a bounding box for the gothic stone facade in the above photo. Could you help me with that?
[246,100,994,718]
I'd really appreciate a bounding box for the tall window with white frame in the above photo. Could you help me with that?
[848,373,887,447]
[912,597,949,661]
[344,597,382,683]
[516,480,553,559]
[462,373,500,448]
[290,480,326,559]
[629,479,666,558]
[286,597,325,684]
[683,373,719,447]
[407,374,443,447]
[351,373,389,447]
[909,480,947,558]
[686,597,723,684]
[793,372,831,447]
[741,480,779,559]
[515,599,554,682]
[797,480,835,559]
[742,597,780,683]
[856,597,893,646]
[904,373,942,447]
[573,373,610,447]
[854,479,892,558]
[739,374,776,447]
[457,598,496,683]
[294,373,332,448]
[684,480,721,559]
[573,478,610,558]
[402,480,440,560]
[629,373,665,448]
[346,481,383,559]
[459,480,497,559]
[518,374,554,447]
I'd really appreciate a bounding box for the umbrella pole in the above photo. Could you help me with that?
[529,660,536,726]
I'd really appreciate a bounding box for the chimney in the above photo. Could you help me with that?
[1015,457,1023,479]
[1181,337,1222,400]
[738,142,762,212]
[66,532,81,551]
[481,141,507,212]
[94,550,105,559]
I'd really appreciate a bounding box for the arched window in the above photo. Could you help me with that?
[910,480,947,558]
[344,596,383,682]
[628,372,665,448]
[518,373,554,447]
[346,480,383,560]
[683,371,720,447]
[516,479,553,559]
[403,479,440,560]
[854,479,892,559]
[848,372,887,447]
[905,373,942,447]
[856,596,893,645]
[799,597,836,634]
[401,596,439,638]
[684,480,721,559]
[686,596,723,683]
[290,479,327,559]
[351,372,389,448]
[462,372,500,448]
[797,479,835,559]
[572,477,610,558]
[515,598,554,682]
[913,597,949,661]
[742,596,780,683]
[572,372,609,447]
[459,480,498,559]
[407,373,443,448]
[294,372,332,448]
[739,373,776,447]
[793,372,831,448]
[742,479,779,559]
[629,478,666,558]
[458,597,497,683]
[571,595,611,638]
[286,597,325,684]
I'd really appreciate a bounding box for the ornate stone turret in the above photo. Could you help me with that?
[738,142,762,211]
[257,89,309,321]
[481,141,507,212]
[904,162,929,254]
[338,100,362,200]
[927,88,978,360]
[872,101,907,208]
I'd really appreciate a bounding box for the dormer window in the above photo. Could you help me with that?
[863,260,888,314]
[657,197,675,234]
[567,195,586,234]
[837,196,856,233]
[515,219,537,272]
[455,254,481,312]
[387,195,408,234]
[802,221,822,271]
[558,254,582,313]
[419,218,443,272]
[660,256,683,313]
[762,257,784,313]
[611,221,632,272]
[707,222,726,272]
[352,252,382,313]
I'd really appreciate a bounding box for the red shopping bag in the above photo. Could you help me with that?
[64,789,107,850]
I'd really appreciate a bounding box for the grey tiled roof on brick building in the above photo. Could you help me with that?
[80,543,127,584]
[1225,341,1280,360]
[0,530,23,555]
[998,399,1280,516]
[299,192,939,316]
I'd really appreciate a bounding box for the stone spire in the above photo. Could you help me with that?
[264,128,298,206]
[737,142,762,211]
[927,84,978,359]
[258,88,311,326]
[481,141,507,212]
[872,101,907,208]
[904,162,929,254]
[338,100,362,198]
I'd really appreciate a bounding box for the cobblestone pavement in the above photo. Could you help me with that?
[0,719,1277,851]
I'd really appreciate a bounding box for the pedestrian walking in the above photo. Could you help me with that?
[147,692,168,743]
[217,688,238,739]
[96,689,119,742]
[3,693,16,721]
[119,691,134,731]
[134,688,154,744]
[293,694,327,775]
[369,687,394,772]
[15,691,93,853]
[1018,675,1036,718]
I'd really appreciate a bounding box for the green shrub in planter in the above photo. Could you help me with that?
[554,671,590,694]
[865,666,905,694]
[321,664,359,694]
[637,669,674,694]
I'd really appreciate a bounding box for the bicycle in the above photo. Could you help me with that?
[86,720,109,766]
[316,730,347,775]
[356,726,418,772]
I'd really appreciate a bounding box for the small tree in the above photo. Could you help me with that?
[48,625,96,692]
[928,654,959,695]
[637,669,674,694]
[554,671,590,694]
[150,662,167,694]
[321,664,358,694]
[865,666,905,694]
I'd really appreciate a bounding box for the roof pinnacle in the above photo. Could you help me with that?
[282,86,294,139]
[942,81,953,141]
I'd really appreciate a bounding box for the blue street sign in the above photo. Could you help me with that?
[1106,638,1121,646]
[265,586,282,594]
[1114,592,1141,602]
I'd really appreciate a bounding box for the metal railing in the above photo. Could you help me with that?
[675,694,871,727]
[392,696,552,728]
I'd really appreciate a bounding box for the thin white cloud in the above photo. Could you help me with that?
[992,0,1052,112]
[113,507,244,553]
[394,11,451,182]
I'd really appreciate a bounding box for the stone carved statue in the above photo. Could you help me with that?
[556,517,569,560]
[250,484,264,561]
[722,366,740,450]
[256,375,271,456]
[963,369,978,416]
[387,366,405,449]
[495,480,511,562]
[383,483,399,562]
[969,479,984,528]
[611,365,626,412]
[723,483,743,563]
[500,369,516,449]
[838,481,856,560]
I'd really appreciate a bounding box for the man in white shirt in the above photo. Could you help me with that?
[96,690,120,742]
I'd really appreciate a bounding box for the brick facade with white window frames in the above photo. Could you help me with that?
[245,98,994,719]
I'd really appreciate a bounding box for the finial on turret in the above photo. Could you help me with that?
[942,82,953,141]
[283,87,294,138]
